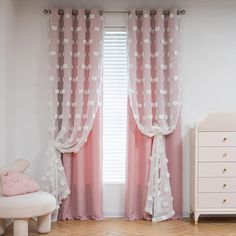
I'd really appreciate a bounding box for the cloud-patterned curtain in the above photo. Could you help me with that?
[128,9,181,222]
[43,7,103,220]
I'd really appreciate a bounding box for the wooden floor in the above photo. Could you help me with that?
[5,217,236,236]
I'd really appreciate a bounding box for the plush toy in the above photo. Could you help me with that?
[0,159,30,195]
[0,159,29,176]
[1,170,40,196]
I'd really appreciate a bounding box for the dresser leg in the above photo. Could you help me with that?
[194,212,200,225]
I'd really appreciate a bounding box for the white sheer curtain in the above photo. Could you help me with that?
[42,7,103,220]
[128,9,181,222]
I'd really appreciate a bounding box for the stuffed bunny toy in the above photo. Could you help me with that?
[0,159,30,196]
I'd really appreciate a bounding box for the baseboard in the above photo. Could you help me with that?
[183,211,190,218]
[104,211,191,219]
[104,212,124,218]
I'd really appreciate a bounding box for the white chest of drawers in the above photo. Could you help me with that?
[190,113,236,224]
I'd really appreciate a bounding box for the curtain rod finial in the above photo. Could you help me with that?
[43,9,51,14]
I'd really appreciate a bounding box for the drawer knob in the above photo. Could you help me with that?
[223,168,227,173]
[223,184,227,188]
[223,199,227,203]
[223,153,228,158]
[223,137,227,142]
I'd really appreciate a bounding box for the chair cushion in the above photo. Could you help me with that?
[0,191,56,218]
[1,170,40,196]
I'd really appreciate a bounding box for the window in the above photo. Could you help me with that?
[103,29,128,183]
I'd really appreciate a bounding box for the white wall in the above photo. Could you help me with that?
[0,0,17,167]
[13,1,50,180]
[2,0,236,217]
[0,1,7,167]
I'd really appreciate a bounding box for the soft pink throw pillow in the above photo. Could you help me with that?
[1,170,40,196]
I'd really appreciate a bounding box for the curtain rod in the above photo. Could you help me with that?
[43,9,186,15]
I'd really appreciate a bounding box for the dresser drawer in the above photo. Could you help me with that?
[198,147,236,162]
[198,132,236,147]
[198,193,236,208]
[199,163,236,177]
[199,178,236,192]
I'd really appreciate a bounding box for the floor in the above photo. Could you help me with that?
[5,217,236,236]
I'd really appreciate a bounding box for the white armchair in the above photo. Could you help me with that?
[0,159,56,236]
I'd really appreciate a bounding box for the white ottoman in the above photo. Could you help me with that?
[0,191,56,236]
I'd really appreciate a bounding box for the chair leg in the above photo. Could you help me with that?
[37,213,51,233]
[0,219,4,235]
[13,219,28,236]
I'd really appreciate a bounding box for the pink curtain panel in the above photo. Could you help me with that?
[126,9,182,222]
[125,107,182,220]
[43,7,103,220]
[59,110,103,220]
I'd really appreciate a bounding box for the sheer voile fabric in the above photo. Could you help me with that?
[59,110,103,220]
[43,7,103,220]
[128,10,181,222]
[125,107,182,220]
